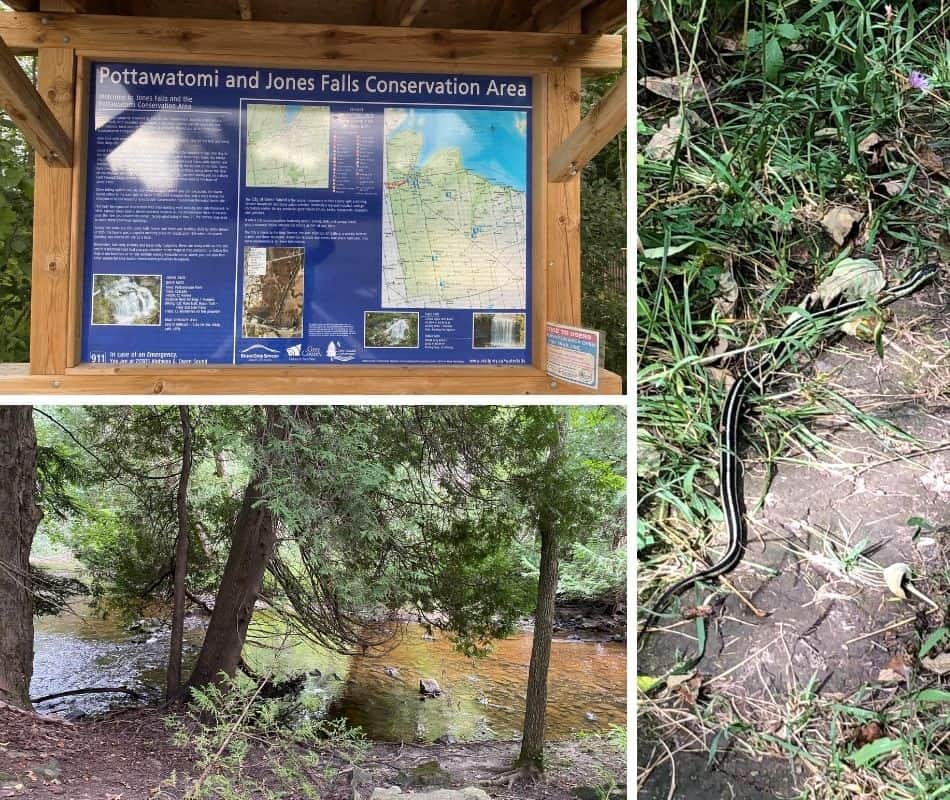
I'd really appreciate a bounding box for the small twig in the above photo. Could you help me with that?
[717,575,769,617]
[845,616,917,645]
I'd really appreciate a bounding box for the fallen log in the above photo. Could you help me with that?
[30,687,142,704]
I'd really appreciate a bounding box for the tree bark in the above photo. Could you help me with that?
[166,405,193,699]
[517,509,559,769]
[0,407,43,709]
[186,474,276,689]
[187,407,286,689]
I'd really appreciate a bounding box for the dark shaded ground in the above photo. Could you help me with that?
[638,283,950,798]
[0,703,626,800]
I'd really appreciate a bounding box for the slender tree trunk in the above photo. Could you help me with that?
[0,407,43,709]
[517,510,559,769]
[166,405,193,699]
[186,474,276,688]
[187,407,287,689]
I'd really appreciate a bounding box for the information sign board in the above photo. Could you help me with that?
[545,322,600,389]
[81,62,532,365]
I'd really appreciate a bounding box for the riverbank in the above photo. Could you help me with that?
[0,703,626,799]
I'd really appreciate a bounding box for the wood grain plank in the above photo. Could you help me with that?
[0,363,623,394]
[548,70,625,181]
[0,12,623,72]
[28,47,75,375]
[0,34,72,164]
[65,55,89,367]
[544,12,582,327]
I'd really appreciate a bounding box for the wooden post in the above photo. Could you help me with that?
[0,35,72,166]
[544,15,583,327]
[549,71,626,182]
[29,48,76,376]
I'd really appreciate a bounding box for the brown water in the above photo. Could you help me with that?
[33,601,627,742]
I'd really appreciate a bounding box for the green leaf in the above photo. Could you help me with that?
[763,38,784,82]
[775,22,800,41]
[915,689,950,705]
[641,241,695,260]
[847,737,906,767]
[637,674,662,693]
[919,628,948,659]
[907,516,935,531]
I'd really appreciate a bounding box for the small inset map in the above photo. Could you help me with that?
[245,103,331,189]
[382,107,528,310]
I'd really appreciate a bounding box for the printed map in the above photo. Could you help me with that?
[382,108,528,309]
[245,103,331,188]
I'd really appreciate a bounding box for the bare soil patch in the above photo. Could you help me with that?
[638,284,950,798]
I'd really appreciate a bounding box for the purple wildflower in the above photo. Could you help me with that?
[907,70,931,91]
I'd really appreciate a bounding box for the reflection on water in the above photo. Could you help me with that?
[33,602,626,742]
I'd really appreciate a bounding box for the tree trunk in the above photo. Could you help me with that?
[0,407,43,709]
[186,474,277,688]
[517,510,559,769]
[166,405,193,699]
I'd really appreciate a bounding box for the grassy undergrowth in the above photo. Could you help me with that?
[637,1,949,797]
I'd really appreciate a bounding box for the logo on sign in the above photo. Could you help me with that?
[326,340,356,362]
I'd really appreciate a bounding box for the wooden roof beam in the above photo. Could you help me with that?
[394,0,426,27]
[548,70,625,182]
[0,13,623,73]
[583,0,626,34]
[0,34,72,166]
[521,0,595,32]
[236,0,252,21]
[374,0,427,27]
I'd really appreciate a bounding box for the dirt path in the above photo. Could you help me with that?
[638,284,950,799]
[0,704,626,800]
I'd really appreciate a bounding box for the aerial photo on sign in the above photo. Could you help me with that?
[79,63,531,366]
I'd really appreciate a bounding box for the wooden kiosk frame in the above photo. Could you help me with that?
[0,2,626,395]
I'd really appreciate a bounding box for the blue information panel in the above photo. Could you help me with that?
[81,62,532,365]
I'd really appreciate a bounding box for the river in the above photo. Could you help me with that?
[32,599,626,743]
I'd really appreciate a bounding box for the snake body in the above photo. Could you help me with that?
[640,264,938,637]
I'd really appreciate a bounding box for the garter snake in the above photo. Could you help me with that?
[639,263,939,640]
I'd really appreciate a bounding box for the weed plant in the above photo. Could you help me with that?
[163,671,367,799]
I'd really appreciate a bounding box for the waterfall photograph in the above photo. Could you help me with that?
[91,274,162,326]
[472,312,526,349]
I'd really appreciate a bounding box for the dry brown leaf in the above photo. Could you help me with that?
[673,673,704,704]
[643,115,688,162]
[667,672,695,689]
[852,720,885,746]
[639,74,703,102]
[821,206,864,245]
[921,653,950,676]
[858,132,883,154]
[916,146,947,176]
[878,653,910,683]
[880,180,904,196]
[714,35,741,53]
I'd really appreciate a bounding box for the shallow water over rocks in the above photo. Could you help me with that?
[32,600,626,742]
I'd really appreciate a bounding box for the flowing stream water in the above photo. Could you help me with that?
[32,599,626,743]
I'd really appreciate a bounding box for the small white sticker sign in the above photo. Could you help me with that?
[545,322,600,389]
[245,247,267,276]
